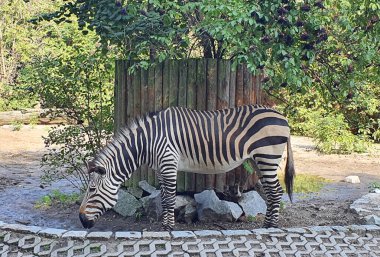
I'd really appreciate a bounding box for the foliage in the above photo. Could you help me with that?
[38,0,380,143]
[10,121,23,131]
[279,89,372,154]
[0,0,63,111]
[18,21,115,190]
[369,182,380,192]
[311,113,369,154]
[34,189,80,209]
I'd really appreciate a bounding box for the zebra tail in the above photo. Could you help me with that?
[285,136,295,203]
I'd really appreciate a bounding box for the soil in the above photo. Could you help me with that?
[0,125,379,232]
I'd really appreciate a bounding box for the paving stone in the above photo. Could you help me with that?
[1,223,41,234]
[361,224,380,232]
[221,229,252,236]
[309,226,333,232]
[62,230,88,239]
[115,231,142,239]
[142,231,170,239]
[285,227,307,233]
[331,226,350,232]
[194,230,222,237]
[171,231,196,238]
[38,228,67,238]
[347,225,367,235]
[87,231,113,240]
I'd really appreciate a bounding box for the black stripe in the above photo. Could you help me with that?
[248,136,288,153]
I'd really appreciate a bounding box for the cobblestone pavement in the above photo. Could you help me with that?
[0,221,379,256]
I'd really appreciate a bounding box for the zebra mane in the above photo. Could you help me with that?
[93,111,158,165]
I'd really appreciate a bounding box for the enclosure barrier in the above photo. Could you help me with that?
[114,59,264,194]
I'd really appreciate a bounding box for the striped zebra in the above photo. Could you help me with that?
[79,105,295,230]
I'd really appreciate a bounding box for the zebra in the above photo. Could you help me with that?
[79,105,295,230]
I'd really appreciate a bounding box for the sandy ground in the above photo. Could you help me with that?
[0,125,379,231]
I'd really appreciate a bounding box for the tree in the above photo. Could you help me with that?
[40,0,379,142]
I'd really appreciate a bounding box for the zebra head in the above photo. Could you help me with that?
[79,160,120,229]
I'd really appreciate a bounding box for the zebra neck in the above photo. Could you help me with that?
[117,125,148,178]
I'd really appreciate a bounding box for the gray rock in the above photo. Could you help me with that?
[181,203,197,224]
[194,190,243,222]
[226,201,244,220]
[175,195,194,210]
[140,190,162,221]
[138,180,156,194]
[127,187,143,199]
[238,190,267,217]
[365,215,380,225]
[345,175,360,184]
[113,188,142,217]
[350,193,380,218]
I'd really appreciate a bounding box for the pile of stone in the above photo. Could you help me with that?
[113,180,267,223]
[350,189,380,226]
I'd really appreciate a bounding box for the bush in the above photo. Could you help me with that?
[311,113,369,154]
[19,23,115,190]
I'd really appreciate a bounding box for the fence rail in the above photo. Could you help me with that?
[115,59,264,194]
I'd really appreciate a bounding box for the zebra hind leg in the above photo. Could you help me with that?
[260,174,284,228]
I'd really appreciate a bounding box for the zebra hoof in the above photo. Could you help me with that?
[162,224,173,231]
[263,222,278,229]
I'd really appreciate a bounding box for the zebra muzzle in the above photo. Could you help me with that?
[79,213,95,229]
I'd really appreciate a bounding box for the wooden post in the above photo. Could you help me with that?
[195,59,207,192]
[140,67,149,182]
[215,60,230,192]
[147,65,156,187]
[185,59,197,192]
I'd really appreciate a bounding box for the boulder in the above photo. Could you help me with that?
[138,180,157,195]
[350,193,380,223]
[177,203,197,224]
[194,190,243,222]
[140,190,162,221]
[175,195,194,211]
[344,176,360,184]
[113,188,142,217]
[238,190,267,217]
[127,187,143,199]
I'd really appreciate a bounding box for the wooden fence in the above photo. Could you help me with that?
[114,59,264,194]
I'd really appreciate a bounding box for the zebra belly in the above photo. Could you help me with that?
[177,157,246,174]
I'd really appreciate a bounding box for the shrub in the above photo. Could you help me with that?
[311,113,369,154]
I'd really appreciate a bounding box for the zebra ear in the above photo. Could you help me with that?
[87,160,96,173]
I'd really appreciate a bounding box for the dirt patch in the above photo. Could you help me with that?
[0,125,379,231]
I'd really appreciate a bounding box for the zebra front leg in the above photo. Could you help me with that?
[159,169,177,231]
[260,176,283,228]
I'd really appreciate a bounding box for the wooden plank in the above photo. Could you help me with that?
[162,60,170,108]
[226,61,237,191]
[177,60,188,193]
[125,61,134,187]
[234,64,244,189]
[154,63,163,188]
[132,67,142,188]
[169,60,179,107]
[243,64,251,105]
[147,65,156,187]
[235,64,244,107]
[114,60,121,131]
[140,67,149,182]
[195,59,207,192]
[205,58,217,190]
[215,60,229,193]
[185,59,197,192]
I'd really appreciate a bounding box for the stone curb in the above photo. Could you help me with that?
[0,220,379,240]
